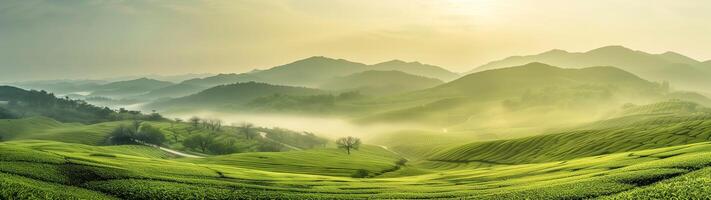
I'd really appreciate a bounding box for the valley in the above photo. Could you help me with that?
[2,51,711,199]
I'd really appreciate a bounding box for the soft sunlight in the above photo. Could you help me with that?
[1,1,710,199]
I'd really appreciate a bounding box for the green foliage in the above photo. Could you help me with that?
[182,134,214,153]
[107,125,136,145]
[135,124,166,145]
[351,169,369,178]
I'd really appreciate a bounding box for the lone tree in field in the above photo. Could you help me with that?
[336,136,361,155]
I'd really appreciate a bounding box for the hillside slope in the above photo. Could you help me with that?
[428,101,711,164]
[147,82,325,112]
[359,63,673,129]
[321,70,443,96]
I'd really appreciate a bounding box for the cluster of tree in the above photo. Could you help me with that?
[177,117,255,155]
[260,127,328,149]
[182,134,242,154]
[0,86,162,123]
[107,121,166,145]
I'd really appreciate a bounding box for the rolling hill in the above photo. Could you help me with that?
[90,78,174,97]
[427,100,711,165]
[469,45,711,93]
[147,82,326,112]
[0,86,152,124]
[320,70,444,96]
[359,63,675,129]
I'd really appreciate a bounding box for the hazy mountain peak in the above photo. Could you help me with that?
[658,51,699,64]
[539,49,568,55]
[586,45,635,54]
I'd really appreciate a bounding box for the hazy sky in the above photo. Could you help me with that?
[1,0,710,81]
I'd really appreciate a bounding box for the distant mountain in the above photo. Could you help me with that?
[250,56,369,87]
[371,60,459,81]
[359,63,696,128]
[143,57,459,99]
[321,70,444,96]
[8,80,106,95]
[147,82,325,112]
[90,78,174,97]
[469,45,711,93]
[433,62,657,98]
[139,83,207,99]
[180,73,265,87]
[141,73,265,99]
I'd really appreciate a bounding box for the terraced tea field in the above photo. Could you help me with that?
[1,101,710,199]
[1,139,710,199]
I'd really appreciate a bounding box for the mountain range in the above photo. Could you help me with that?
[471,45,711,93]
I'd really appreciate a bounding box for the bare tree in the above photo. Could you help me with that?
[189,116,200,128]
[237,122,257,140]
[336,136,361,155]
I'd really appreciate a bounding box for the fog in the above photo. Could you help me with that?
[166,111,429,140]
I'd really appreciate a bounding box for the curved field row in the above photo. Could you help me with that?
[1,139,710,199]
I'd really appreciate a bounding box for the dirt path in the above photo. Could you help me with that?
[258,132,303,151]
[133,140,204,158]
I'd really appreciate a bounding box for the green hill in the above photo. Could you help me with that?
[320,70,444,96]
[469,45,711,93]
[427,100,711,165]
[359,63,674,129]
[183,145,401,177]
[147,82,326,112]
[0,86,152,124]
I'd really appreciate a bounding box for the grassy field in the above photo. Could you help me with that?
[1,101,710,199]
[1,139,710,199]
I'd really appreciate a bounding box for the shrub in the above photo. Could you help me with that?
[107,125,136,145]
[351,169,369,178]
[135,124,166,145]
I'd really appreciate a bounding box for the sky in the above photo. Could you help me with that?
[1,0,710,81]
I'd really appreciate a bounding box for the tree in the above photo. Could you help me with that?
[336,136,361,155]
[183,134,214,153]
[351,169,369,178]
[131,120,143,133]
[108,125,136,145]
[135,124,166,145]
[189,116,201,128]
[207,139,239,155]
[238,122,258,140]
